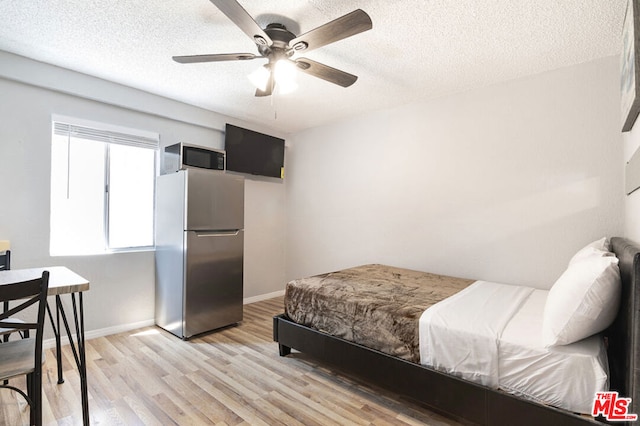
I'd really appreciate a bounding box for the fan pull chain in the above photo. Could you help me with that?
[271,89,277,120]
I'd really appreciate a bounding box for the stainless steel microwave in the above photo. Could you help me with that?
[162,143,226,174]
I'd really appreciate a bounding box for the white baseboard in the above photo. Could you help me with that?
[42,290,285,348]
[43,319,155,349]
[243,289,285,305]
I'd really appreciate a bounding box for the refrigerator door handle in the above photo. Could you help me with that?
[194,230,240,237]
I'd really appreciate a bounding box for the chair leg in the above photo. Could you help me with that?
[33,371,41,426]
[24,372,41,426]
[26,373,32,401]
[2,337,10,385]
[26,372,34,425]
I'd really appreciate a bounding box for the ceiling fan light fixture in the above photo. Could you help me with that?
[273,59,298,93]
[276,79,298,94]
[248,65,271,91]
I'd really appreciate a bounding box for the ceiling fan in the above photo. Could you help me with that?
[172,0,373,97]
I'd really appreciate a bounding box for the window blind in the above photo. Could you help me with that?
[53,122,159,150]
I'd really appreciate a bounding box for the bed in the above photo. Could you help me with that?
[273,237,640,425]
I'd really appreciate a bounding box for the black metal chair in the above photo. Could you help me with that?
[0,249,9,271]
[0,271,49,426]
[0,251,26,342]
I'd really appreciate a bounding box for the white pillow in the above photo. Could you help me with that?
[568,237,612,265]
[542,255,621,346]
[569,246,615,265]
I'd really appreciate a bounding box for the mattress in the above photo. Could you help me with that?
[284,264,474,362]
[419,281,608,414]
[499,289,608,414]
[419,281,535,387]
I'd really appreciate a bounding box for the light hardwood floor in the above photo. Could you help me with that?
[0,296,461,425]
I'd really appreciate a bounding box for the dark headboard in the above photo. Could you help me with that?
[609,237,640,416]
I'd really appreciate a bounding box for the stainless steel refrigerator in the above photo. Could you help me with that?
[155,168,244,339]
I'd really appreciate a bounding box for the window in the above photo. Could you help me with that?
[50,119,158,255]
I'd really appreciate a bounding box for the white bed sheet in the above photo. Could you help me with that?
[419,281,609,414]
[499,289,608,414]
[419,281,534,387]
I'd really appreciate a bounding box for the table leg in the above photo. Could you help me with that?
[75,293,89,425]
[56,293,89,426]
[45,300,64,384]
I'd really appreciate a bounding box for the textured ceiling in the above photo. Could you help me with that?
[0,0,627,134]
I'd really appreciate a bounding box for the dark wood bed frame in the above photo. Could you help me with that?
[273,237,640,425]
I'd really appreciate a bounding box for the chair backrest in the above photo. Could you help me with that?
[0,271,49,360]
[0,250,10,271]
[0,251,11,313]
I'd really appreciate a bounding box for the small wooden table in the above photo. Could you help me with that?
[0,266,90,426]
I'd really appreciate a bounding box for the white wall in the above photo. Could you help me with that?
[0,51,286,335]
[286,56,624,289]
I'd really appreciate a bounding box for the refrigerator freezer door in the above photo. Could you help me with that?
[184,230,244,337]
[185,169,244,231]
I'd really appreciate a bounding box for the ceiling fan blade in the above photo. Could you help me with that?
[289,9,372,53]
[209,0,273,47]
[255,72,275,97]
[295,58,357,87]
[172,53,258,64]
